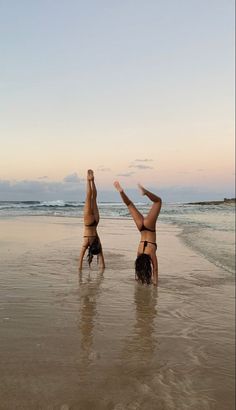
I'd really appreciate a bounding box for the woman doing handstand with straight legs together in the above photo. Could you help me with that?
[79,170,105,272]
[114,181,162,285]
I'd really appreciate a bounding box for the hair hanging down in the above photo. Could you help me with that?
[135,254,152,284]
[87,237,101,266]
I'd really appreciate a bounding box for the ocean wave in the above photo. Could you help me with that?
[0,200,84,210]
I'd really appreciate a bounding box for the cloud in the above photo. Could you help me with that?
[129,159,154,170]
[140,185,235,202]
[177,169,205,174]
[63,172,80,183]
[0,178,84,200]
[97,166,111,172]
[177,171,191,175]
[0,178,234,202]
[116,172,135,177]
[134,158,153,162]
[129,164,153,170]
[37,176,48,180]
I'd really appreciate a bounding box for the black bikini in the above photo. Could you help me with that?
[83,234,99,247]
[139,224,157,251]
[85,219,98,227]
[140,240,157,252]
[83,219,98,241]
[83,235,97,238]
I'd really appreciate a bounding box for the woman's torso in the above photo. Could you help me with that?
[83,215,99,246]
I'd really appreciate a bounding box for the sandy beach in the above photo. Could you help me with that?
[0,216,235,410]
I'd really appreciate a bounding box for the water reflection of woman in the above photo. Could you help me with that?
[78,271,104,369]
[122,285,158,368]
[134,285,158,358]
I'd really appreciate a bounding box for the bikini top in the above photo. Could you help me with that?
[85,219,98,227]
[139,223,155,233]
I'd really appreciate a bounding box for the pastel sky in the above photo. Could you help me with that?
[0,0,235,201]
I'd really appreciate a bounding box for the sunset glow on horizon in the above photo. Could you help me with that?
[0,1,234,201]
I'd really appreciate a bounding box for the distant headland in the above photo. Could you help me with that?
[186,198,236,205]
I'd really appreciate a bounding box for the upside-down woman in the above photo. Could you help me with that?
[79,170,105,271]
[114,181,162,285]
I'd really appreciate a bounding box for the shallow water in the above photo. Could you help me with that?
[0,217,235,409]
[1,201,235,275]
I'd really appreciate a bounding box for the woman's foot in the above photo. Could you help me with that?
[87,169,94,180]
[138,183,146,196]
[113,181,123,192]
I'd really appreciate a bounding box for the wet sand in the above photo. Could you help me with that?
[0,216,235,410]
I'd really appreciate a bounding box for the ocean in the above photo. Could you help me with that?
[0,200,235,275]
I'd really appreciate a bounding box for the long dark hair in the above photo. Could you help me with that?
[87,237,101,266]
[135,254,152,284]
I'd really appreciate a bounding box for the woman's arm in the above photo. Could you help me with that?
[99,247,105,270]
[78,244,88,271]
[151,253,158,286]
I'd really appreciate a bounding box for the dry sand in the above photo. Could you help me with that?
[0,216,235,410]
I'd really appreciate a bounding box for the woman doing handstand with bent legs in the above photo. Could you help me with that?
[79,170,105,271]
[114,181,162,285]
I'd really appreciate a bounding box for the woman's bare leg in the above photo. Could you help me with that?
[114,181,144,230]
[138,184,162,227]
[91,176,100,223]
[84,170,94,224]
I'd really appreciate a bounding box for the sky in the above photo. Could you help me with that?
[0,0,235,202]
